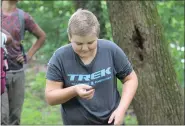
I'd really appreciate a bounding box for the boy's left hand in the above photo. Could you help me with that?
[16,54,31,64]
[108,108,125,125]
[16,54,25,64]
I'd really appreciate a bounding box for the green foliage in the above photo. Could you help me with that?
[18,1,75,63]
[157,1,184,87]
[21,68,62,125]
[31,72,45,91]
[124,115,138,125]
[117,79,122,93]
[101,1,113,41]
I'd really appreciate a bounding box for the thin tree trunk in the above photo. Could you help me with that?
[107,1,184,125]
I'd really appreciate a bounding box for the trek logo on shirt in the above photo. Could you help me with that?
[68,67,111,81]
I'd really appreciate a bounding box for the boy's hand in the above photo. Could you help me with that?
[16,54,25,64]
[108,108,125,125]
[74,84,95,100]
[16,54,32,64]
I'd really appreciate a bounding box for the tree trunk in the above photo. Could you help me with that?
[73,0,107,39]
[107,1,184,125]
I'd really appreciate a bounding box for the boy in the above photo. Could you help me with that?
[45,9,138,125]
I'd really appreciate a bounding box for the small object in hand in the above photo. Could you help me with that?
[90,81,96,89]
[86,83,94,91]
[86,88,94,92]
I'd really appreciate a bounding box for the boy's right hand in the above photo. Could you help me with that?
[74,84,95,100]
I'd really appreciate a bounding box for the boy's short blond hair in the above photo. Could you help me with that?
[67,9,100,38]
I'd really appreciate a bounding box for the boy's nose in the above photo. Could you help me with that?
[81,44,89,51]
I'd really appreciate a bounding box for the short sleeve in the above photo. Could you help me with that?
[46,52,64,82]
[24,12,37,32]
[112,43,133,81]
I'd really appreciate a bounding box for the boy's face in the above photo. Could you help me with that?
[70,34,98,58]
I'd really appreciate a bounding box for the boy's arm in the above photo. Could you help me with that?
[1,29,13,45]
[45,80,78,105]
[45,80,95,105]
[117,70,138,114]
[108,70,138,125]
[26,24,46,61]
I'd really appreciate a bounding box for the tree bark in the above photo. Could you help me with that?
[107,1,184,125]
[73,0,107,39]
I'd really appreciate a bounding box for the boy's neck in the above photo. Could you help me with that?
[80,47,97,61]
[2,1,17,13]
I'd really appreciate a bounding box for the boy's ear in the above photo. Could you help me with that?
[68,34,71,42]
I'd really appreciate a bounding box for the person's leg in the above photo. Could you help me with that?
[8,71,25,125]
[1,88,9,125]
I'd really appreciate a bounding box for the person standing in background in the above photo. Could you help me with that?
[1,0,46,125]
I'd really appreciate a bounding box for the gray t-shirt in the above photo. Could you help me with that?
[46,39,133,125]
